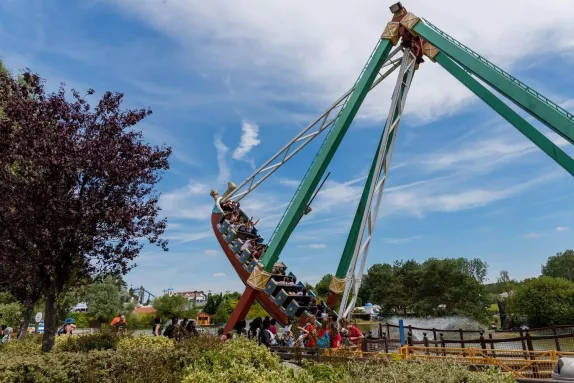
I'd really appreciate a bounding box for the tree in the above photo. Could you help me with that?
[0,69,171,351]
[358,258,488,321]
[509,276,574,328]
[542,250,574,282]
[315,274,332,297]
[213,302,230,325]
[152,294,190,319]
[85,276,122,322]
[204,292,224,315]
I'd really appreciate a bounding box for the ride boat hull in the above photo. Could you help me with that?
[211,211,289,326]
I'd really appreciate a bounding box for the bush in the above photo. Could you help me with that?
[53,330,121,352]
[0,334,515,383]
[66,312,92,328]
[117,335,174,351]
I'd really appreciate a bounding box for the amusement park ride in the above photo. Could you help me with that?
[210,3,574,333]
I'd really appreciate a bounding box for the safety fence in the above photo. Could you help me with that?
[372,323,574,353]
[271,345,570,379]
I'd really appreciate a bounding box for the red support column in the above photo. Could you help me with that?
[224,285,258,334]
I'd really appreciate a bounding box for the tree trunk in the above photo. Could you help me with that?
[41,285,59,352]
[17,305,34,340]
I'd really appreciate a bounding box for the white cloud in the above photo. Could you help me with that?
[556,226,569,232]
[165,230,212,244]
[108,0,574,123]
[523,233,542,239]
[214,135,230,184]
[203,249,219,255]
[297,243,327,249]
[232,121,261,167]
[383,236,423,245]
[279,178,301,188]
[159,182,212,220]
[421,127,571,174]
[213,272,226,277]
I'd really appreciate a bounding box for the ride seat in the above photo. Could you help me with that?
[224,229,237,243]
[219,220,230,234]
[230,239,242,253]
[239,249,251,264]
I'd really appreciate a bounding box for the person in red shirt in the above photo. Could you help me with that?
[269,318,277,336]
[298,314,317,348]
[341,319,364,345]
[329,322,342,348]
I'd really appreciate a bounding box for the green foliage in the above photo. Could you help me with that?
[52,330,122,352]
[213,302,230,325]
[116,335,174,351]
[85,276,123,321]
[246,301,269,320]
[509,275,574,327]
[0,334,515,383]
[359,258,489,321]
[0,302,23,327]
[153,294,191,319]
[66,312,91,328]
[125,312,156,330]
[204,292,224,315]
[542,249,574,281]
[315,274,332,296]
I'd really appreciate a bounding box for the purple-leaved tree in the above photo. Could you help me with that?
[0,69,171,351]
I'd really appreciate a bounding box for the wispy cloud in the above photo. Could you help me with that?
[297,243,327,249]
[523,233,543,239]
[203,249,219,255]
[159,182,212,220]
[214,135,230,185]
[556,226,569,232]
[232,121,260,168]
[382,236,424,245]
[213,273,226,277]
[279,178,301,188]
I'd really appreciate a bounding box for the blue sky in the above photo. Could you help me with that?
[1,0,573,296]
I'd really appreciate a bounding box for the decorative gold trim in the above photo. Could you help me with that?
[329,276,347,295]
[423,43,440,62]
[399,12,420,31]
[247,266,271,291]
[210,189,219,201]
[381,22,400,46]
[221,181,236,200]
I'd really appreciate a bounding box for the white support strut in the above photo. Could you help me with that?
[222,46,406,203]
[338,49,417,322]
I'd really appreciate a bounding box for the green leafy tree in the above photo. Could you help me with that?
[152,294,190,319]
[0,302,23,328]
[86,276,122,322]
[0,69,170,351]
[315,274,332,297]
[509,276,574,328]
[542,250,574,282]
[203,293,223,315]
[213,302,230,325]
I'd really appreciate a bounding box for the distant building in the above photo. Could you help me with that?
[134,307,156,315]
[174,290,207,306]
[69,302,88,312]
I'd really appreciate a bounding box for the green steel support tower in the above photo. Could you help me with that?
[217,3,574,330]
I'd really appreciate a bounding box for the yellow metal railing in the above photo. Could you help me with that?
[319,346,574,379]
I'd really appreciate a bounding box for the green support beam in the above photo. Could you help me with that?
[410,18,574,145]
[260,38,394,272]
[436,52,574,177]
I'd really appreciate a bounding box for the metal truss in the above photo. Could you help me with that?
[222,46,405,203]
[338,48,417,321]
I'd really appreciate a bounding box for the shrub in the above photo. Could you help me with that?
[117,335,174,351]
[66,312,92,328]
[53,331,120,352]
